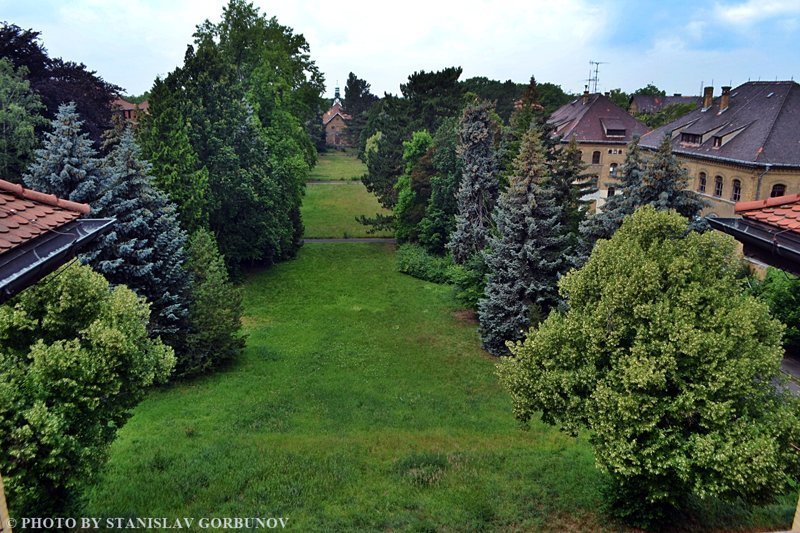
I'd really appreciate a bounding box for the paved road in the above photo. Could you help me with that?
[303,238,396,243]
[781,355,800,395]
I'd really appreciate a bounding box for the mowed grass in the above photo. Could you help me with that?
[83,243,608,531]
[307,151,366,181]
[302,182,392,238]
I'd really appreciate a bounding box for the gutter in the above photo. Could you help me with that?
[707,217,800,276]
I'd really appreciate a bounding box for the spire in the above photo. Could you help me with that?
[335,85,340,100]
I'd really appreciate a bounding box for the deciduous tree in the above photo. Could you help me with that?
[498,207,800,526]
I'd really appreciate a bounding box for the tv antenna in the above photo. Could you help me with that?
[588,60,607,93]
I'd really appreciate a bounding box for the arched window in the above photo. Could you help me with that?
[607,186,616,197]
[731,179,741,202]
[592,151,601,164]
[609,163,618,177]
[698,172,707,193]
[714,175,723,197]
[771,183,787,197]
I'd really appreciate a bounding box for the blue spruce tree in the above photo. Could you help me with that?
[478,128,568,356]
[447,100,500,264]
[87,127,191,345]
[24,103,106,203]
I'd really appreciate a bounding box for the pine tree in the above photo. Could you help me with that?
[448,100,500,264]
[549,135,591,237]
[478,129,568,356]
[87,127,191,344]
[24,102,106,204]
[577,135,706,265]
[577,137,646,261]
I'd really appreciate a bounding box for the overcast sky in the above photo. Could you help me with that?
[2,0,798,99]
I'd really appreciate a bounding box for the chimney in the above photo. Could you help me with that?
[702,86,714,110]
[582,85,589,105]
[719,86,731,113]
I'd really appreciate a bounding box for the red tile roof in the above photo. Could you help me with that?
[735,194,800,234]
[0,180,90,253]
[322,99,351,125]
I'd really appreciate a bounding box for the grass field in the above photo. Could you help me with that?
[307,151,366,181]
[302,182,392,238]
[82,244,795,531]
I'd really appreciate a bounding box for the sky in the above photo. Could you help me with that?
[1,0,798,99]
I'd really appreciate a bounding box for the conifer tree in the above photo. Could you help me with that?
[448,100,500,264]
[577,135,706,265]
[180,228,245,377]
[24,102,106,204]
[87,127,191,343]
[549,135,591,237]
[478,129,568,355]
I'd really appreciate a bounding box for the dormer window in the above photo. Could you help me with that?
[600,118,626,138]
[713,136,722,148]
[681,133,702,145]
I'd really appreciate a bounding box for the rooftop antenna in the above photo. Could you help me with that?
[588,60,607,93]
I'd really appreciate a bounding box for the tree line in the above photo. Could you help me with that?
[0,0,321,517]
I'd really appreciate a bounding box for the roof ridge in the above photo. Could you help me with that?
[0,179,90,214]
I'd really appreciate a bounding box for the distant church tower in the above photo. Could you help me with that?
[322,85,351,148]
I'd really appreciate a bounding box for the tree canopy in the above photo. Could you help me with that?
[498,206,800,525]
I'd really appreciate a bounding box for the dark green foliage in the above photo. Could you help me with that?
[359,96,410,209]
[751,268,800,356]
[395,243,452,284]
[145,0,318,273]
[180,229,246,377]
[401,67,465,133]
[447,252,489,310]
[87,128,191,346]
[549,136,590,243]
[460,77,524,123]
[633,83,666,96]
[343,72,378,147]
[448,100,501,264]
[137,76,209,232]
[0,58,46,181]
[0,22,121,145]
[0,264,174,516]
[608,88,629,109]
[394,130,434,242]
[23,103,106,204]
[635,102,697,128]
[418,117,462,255]
[478,129,568,355]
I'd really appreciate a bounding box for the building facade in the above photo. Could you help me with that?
[548,91,650,208]
[639,82,800,217]
[322,87,351,148]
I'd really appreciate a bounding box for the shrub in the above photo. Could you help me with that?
[395,243,452,284]
[178,229,246,377]
[447,252,489,310]
[0,264,175,515]
[751,267,800,356]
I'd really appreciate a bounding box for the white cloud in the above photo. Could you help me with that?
[715,0,800,26]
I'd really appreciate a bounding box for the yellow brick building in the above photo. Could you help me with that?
[639,81,800,217]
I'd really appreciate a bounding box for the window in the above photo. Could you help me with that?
[731,179,741,202]
[714,176,723,197]
[681,133,702,145]
[609,163,618,177]
[771,183,787,197]
[592,151,601,165]
[606,128,626,137]
[713,136,722,148]
[607,186,616,197]
[698,172,707,193]
[608,149,613,154]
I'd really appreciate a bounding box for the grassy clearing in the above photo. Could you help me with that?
[302,182,392,238]
[82,244,796,531]
[308,151,366,181]
[83,244,608,530]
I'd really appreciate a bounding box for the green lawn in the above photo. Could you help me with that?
[308,151,366,181]
[302,182,392,238]
[83,244,608,530]
[81,243,794,531]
